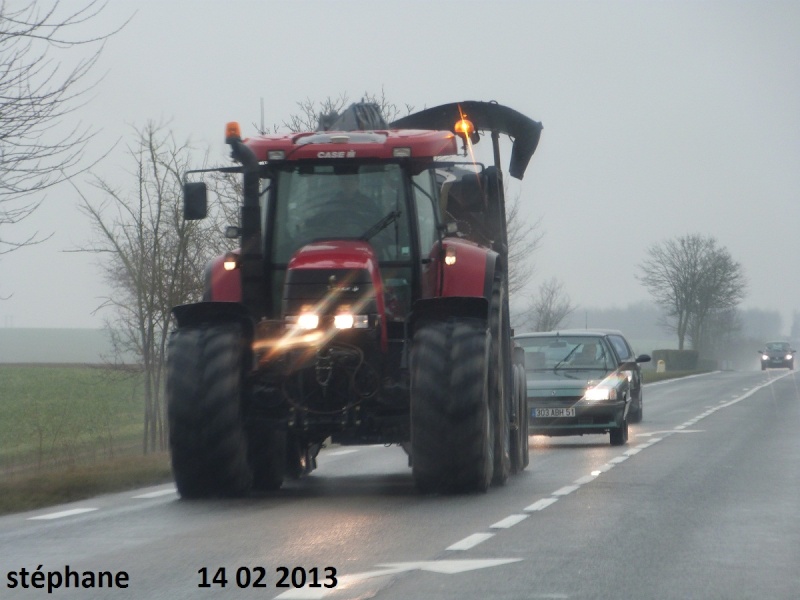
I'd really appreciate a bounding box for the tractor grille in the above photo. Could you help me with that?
[283,268,376,316]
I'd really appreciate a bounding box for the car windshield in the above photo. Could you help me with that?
[765,342,790,352]
[517,336,613,372]
[271,163,411,264]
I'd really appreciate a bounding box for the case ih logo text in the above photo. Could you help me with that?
[317,151,356,158]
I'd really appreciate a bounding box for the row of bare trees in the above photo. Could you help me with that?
[71,124,235,452]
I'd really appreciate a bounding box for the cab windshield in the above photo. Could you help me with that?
[271,163,411,264]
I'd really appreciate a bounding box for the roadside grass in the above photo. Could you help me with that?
[0,453,173,516]
[0,364,174,515]
[642,369,711,384]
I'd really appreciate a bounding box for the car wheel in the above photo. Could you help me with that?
[610,417,628,446]
[628,390,643,424]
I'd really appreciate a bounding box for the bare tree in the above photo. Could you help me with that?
[638,233,747,350]
[506,193,543,297]
[525,277,575,332]
[0,0,126,255]
[73,122,229,453]
[279,88,414,134]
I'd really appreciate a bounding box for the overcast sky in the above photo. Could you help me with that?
[2,0,799,334]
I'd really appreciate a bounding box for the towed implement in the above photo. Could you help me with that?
[167,100,542,496]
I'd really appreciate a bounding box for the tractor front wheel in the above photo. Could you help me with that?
[167,323,252,498]
[410,318,494,493]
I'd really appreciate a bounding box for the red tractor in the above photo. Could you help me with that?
[168,101,542,496]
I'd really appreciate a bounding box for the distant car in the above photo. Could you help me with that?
[759,341,795,370]
[514,329,651,446]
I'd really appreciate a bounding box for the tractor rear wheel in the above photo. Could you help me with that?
[410,318,493,493]
[167,323,252,498]
[510,363,530,472]
[489,277,511,485]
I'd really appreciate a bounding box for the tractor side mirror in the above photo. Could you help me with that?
[438,221,459,236]
[447,174,486,213]
[183,182,208,220]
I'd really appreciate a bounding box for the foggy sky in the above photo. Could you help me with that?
[1,0,798,334]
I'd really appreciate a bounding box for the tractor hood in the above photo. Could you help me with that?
[287,239,381,272]
[284,240,388,350]
[390,101,542,180]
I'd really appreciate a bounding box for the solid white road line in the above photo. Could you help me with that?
[132,487,177,499]
[28,508,98,520]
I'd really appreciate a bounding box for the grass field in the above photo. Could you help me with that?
[0,364,176,515]
[0,364,147,472]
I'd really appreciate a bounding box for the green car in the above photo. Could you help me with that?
[514,330,651,446]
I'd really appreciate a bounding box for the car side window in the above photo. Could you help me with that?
[608,335,633,362]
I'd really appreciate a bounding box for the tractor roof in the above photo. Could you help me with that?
[244,128,458,162]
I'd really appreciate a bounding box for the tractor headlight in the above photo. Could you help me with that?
[287,313,370,330]
[334,314,354,329]
[334,314,369,329]
[294,313,320,330]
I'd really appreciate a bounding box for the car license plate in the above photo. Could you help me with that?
[533,407,575,418]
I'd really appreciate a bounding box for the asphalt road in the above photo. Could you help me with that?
[2,369,799,599]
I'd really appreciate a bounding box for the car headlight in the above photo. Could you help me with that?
[786,354,793,361]
[762,354,769,361]
[583,386,617,401]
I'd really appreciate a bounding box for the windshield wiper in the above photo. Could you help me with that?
[360,210,401,241]
[552,346,580,372]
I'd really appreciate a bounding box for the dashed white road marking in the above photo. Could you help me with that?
[28,508,98,520]
[525,497,558,511]
[552,484,579,496]
[491,514,529,529]
[132,487,177,499]
[573,474,597,485]
[446,533,495,551]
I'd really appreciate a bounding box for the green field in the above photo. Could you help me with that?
[0,364,173,514]
[0,364,147,471]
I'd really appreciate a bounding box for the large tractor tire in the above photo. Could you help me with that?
[167,323,253,498]
[510,362,530,473]
[410,318,494,493]
[247,423,286,492]
[489,277,511,485]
